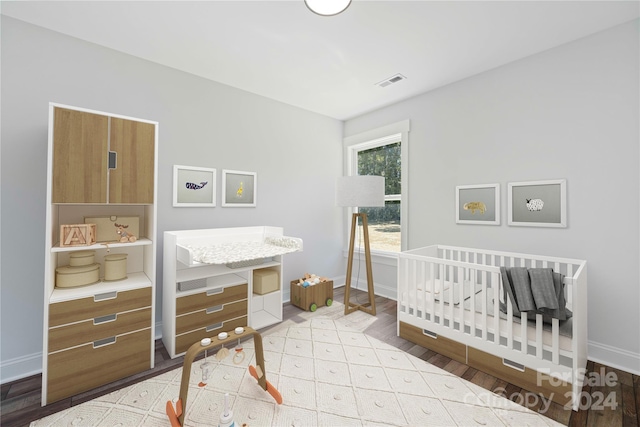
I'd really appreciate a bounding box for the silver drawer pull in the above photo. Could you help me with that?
[422,329,437,339]
[206,288,224,296]
[206,305,223,314]
[503,358,525,372]
[93,336,116,348]
[94,291,117,302]
[94,314,117,325]
[206,322,223,332]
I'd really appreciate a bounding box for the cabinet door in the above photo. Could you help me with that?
[109,118,155,204]
[52,108,108,203]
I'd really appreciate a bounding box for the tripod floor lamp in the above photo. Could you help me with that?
[336,175,385,316]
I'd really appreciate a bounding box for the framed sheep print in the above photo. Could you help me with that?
[173,165,216,207]
[508,179,566,227]
[222,170,257,207]
[456,183,500,225]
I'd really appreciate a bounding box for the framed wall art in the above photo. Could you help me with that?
[508,179,566,227]
[222,169,257,207]
[173,165,216,207]
[456,183,500,225]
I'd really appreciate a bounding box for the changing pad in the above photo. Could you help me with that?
[187,236,302,265]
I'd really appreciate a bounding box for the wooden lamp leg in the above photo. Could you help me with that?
[344,213,376,316]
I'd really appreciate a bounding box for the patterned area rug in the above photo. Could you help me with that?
[31,305,563,426]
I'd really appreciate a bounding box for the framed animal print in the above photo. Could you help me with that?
[173,165,216,207]
[456,184,500,225]
[508,179,566,227]
[222,170,257,207]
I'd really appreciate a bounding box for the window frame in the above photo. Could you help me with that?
[343,120,409,254]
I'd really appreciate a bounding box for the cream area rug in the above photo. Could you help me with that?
[31,306,564,426]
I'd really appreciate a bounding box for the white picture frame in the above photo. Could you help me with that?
[222,169,257,207]
[173,165,216,207]
[455,183,500,225]
[508,179,567,227]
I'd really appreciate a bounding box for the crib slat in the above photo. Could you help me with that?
[401,258,405,312]
[401,258,407,313]
[412,259,418,318]
[480,269,487,341]
[428,262,434,321]
[521,312,527,355]
[478,270,489,341]
[552,318,560,365]
[536,314,543,358]
[415,259,420,318]
[438,263,444,326]
[469,268,476,338]
[457,266,465,333]
[448,264,454,331]
[566,264,574,306]
[492,271,500,345]
[507,296,514,350]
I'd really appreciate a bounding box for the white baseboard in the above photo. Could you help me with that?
[335,276,397,302]
[0,351,42,384]
[588,340,640,376]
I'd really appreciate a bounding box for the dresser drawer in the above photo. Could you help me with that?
[176,300,247,335]
[175,316,247,355]
[467,346,571,407]
[399,321,467,364]
[176,283,247,316]
[46,328,151,404]
[49,287,151,327]
[48,307,151,353]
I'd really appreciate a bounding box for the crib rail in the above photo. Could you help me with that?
[398,245,587,410]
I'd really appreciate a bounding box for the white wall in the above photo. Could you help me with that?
[0,17,344,382]
[345,20,640,375]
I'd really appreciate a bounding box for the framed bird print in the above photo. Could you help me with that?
[222,170,257,207]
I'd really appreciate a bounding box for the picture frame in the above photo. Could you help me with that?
[508,179,566,227]
[173,165,216,207]
[456,183,500,225]
[222,169,257,207]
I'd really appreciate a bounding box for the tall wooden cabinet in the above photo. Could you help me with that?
[42,103,158,405]
[51,107,155,204]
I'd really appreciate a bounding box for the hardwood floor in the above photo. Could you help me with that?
[2,287,638,427]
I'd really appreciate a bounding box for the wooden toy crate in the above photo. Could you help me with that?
[290,279,334,312]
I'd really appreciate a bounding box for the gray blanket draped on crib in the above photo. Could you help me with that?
[499,267,572,323]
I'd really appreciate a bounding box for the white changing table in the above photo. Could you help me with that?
[162,226,302,358]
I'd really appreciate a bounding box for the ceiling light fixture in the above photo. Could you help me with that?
[305,0,352,16]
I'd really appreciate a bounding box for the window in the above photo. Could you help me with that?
[344,120,409,253]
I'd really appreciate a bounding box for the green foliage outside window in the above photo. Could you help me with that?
[357,142,401,224]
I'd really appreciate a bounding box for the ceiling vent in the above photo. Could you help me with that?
[376,74,407,88]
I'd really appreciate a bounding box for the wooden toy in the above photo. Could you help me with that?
[166,326,281,427]
[115,223,137,242]
[290,274,334,312]
[60,224,96,247]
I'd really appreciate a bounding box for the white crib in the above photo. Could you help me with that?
[397,244,587,411]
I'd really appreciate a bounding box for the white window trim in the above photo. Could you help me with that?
[343,120,410,254]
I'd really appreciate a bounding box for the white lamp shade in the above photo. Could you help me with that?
[335,175,385,207]
[305,0,352,16]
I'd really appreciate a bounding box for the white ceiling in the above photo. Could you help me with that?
[2,1,639,120]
